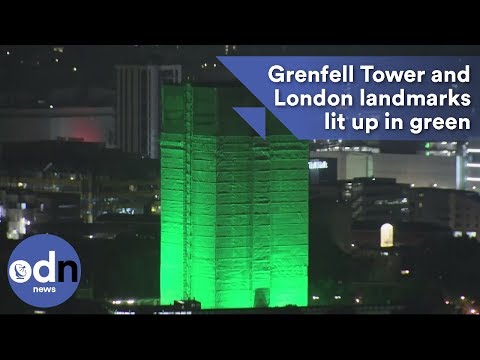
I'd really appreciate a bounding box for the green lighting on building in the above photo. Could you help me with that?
[160,85,309,309]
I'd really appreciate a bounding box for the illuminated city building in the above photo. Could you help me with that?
[312,151,457,189]
[0,141,159,234]
[346,178,411,222]
[160,85,309,309]
[410,187,480,239]
[460,139,480,191]
[420,140,480,192]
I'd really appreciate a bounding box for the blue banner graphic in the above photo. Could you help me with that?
[218,56,480,141]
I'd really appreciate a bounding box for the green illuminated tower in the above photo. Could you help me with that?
[160,85,308,309]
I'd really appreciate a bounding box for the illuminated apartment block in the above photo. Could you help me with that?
[160,85,309,309]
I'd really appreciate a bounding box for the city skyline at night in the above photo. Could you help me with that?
[2,45,480,315]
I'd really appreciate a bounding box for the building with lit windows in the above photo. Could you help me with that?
[341,179,480,241]
[410,187,480,239]
[460,139,480,191]
[311,140,380,154]
[311,151,457,189]
[419,140,480,192]
[449,190,480,238]
[0,141,159,235]
[0,189,80,240]
[311,175,480,246]
[348,178,411,222]
[422,141,458,158]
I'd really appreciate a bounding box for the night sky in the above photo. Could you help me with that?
[2,45,480,93]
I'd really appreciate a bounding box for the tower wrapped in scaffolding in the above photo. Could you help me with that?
[160,85,308,309]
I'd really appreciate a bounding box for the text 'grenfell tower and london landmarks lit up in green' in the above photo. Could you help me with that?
[160,84,309,309]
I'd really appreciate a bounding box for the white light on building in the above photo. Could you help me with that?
[380,223,394,248]
[308,160,328,170]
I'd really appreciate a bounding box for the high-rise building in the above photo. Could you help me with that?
[115,65,181,159]
[160,84,309,309]
[419,141,480,191]
[460,139,480,191]
[347,178,411,222]
[410,187,480,238]
[312,151,457,189]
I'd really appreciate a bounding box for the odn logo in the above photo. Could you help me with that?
[7,234,82,308]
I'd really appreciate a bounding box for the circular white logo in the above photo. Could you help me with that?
[7,234,82,308]
[9,260,32,283]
